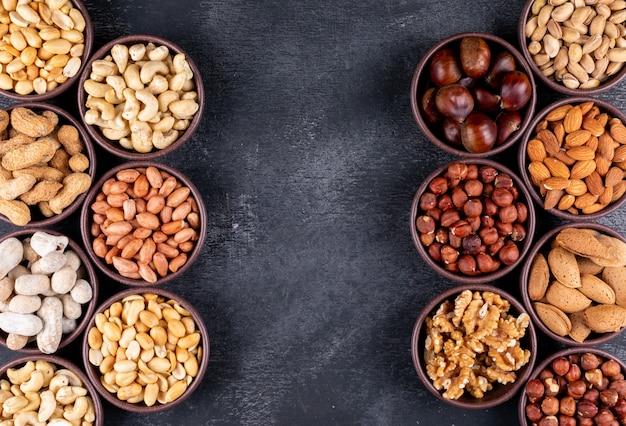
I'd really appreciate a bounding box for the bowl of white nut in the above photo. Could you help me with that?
[0,228,98,354]
[77,34,204,160]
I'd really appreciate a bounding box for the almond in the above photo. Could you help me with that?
[544,157,571,178]
[528,253,550,301]
[527,139,547,162]
[579,101,595,116]
[556,228,609,259]
[613,145,626,162]
[595,154,612,177]
[599,185,614,205]
[579,273,616,304]
[564,105,583,133]
[569,311,592,343]
[585,171,606,197]
[548,245,581,288]
[536,129,561,155]
[602,266,626,307]
[557,194,575,210]
[609,119,626,143]
[545,104,573,121]
[565,178,588,196]
[544,176,571,190]
[566,146,595,161]
[574,192,599,209]
[591,235,626,267]
[597,132,615,160]
[534,302,572,336]
[605,167,624,187]
[583,304,626,333]
[565,129,592,147]
[544,189,564,210]
[570,159,597,179]
[545,281,592,313]
[528,161,552,184]
[582,116,606,136]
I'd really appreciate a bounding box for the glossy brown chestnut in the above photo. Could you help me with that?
[435,84,474,122]
[461,111,497,153]
[430,48,462,87]
[484,50,517,89]
[460,36,491,79]
[500,70,532,111]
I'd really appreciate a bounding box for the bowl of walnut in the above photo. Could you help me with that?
[520,221,626,347]
[410,159,536,283]
[519,347,626,425]
[411,284,537,409]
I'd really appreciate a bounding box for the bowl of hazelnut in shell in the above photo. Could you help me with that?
[410,159,536,283]
[412,284,537,409]
[410,32,536,157]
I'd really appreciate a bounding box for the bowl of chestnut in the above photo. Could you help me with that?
[519,347,626,425]
[410,159,536,283]
[410,32,536,156]
[517,97,626,221]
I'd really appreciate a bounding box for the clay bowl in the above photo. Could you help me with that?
[0,102,96,227]
[410,31,537,157]
[411,284,537,409]
[410,158,536,284]
[0,354,104,425]
[519,221,626,347]
[79,161,206,287]
[517,97,626,221]
[518,347,626,425]
[518,0,626,95]
[0,0,93,101]
[82,286,209,413]
[0,228,98,355]
[77,34,204,160]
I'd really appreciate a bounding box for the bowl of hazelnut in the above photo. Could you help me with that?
[410,159,536,283]
[518,0,626,95]
[82,287,209,413]
[80,161,206,287]
[410,32,536,157]
[0,102,96,227]
[412,284,537,409]
[0,0,93,101]
[519,347,626,425]
[518,97,626,221]
[77,34,204,160]
[520,221,626,347]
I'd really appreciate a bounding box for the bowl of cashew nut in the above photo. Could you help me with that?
[0,355,103,425]
[77,34,204,160]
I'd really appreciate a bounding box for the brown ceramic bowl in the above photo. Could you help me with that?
[0,0,93,101]
[77,34,204,160]
[0,354,104,425]
[518,0,626,95]
[518,347,626,425]
[0,102,96,227]
[520,221,626,346]
[517,97,626,221]
[0,228,98,354]
[411,284,537,409]
[82,287,209,413]
[410,158,536,284]
[79,161,206,287]
[410,31,537,157]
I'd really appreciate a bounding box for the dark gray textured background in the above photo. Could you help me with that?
[0,0,625,424]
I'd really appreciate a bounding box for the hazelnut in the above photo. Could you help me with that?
[440,245,459,265]
[420,233,435,246]
[526,378,546,403]
[525,402,544,422]
[479,226,499,245]
[449,233,462,249]
[510,223,527,242]
[449,220,472,238]
[609,379,626,398]
[488,237,505,257]
[585,369,605,388]
[577,399,599,418]
[479,165,498,183]
[494,173,513,189]
[565,364,581,382]
[544,377,561,397]
[463,198,483,217]
[498,241,519,265]
[435,228,449,244]
[461,234,482,255]
[416,215,436,234]
[584,388,599,403]
[492,188,514,207]
[613,398,626,420]
[540,368,555,381]
[480,214,495,228]
[557,414,576,426]
[466,216,481,232]
[559,396,576,417]
[601,360,622,377]
[483,198,498,216]
[446,162,468,181]
[600,388,619,407]
[581,353,602,371]
[538,416,558,426]
[428,242,443,262]
[466,164,478,180]
[482,182,494,197]
[437,193,454,211]
[464,179,484,197]
[567,380,587,399]
[594,409,616,426]
[476,252,500,273]
[440,209,461,227]
[541,396,560,416]
[495,220,513,236]
[420,192,437,210]
[577,418,594,426]
[497,204,518,223]
[426,207,442,221]
[457,254,478,275]
[552,356,571,377]
[451,186,468,208]
[429,176,449,194]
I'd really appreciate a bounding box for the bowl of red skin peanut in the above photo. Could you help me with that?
[79,161,206,287]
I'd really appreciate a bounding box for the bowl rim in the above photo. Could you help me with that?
[517,96,626,220]
[0,227,99,353]
[79,160,207,287]
[81,286,210,413]
[410,157,537,284]
[0,354,104,425]
[76,33,205,160]
[411,283,538,409]
[517,0,626,95]
[518,221,626,346]
[409,31,537,158]
[0,101,97,227]
[0,0,94,101]
[517,346,626,425]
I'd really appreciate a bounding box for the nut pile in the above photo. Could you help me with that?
[420,35,532,153]
[524,352,626,425]
[0,231,93,353]
[88,166,201,282]
[82,41,199,153]
[424,289,532,400]
[524,0,626,90]
[86,292,203,407]
[526,100,626,215]
[529,227,626,342]
[0,359,96,424]
[415,162,530,276]
[0,106,91,225]
[0,0,87,96]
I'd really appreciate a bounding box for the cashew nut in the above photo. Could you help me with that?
[157,90,179,113]
[139,60,169,84]
[168,71,187,92]
[14,410,45,426]
[54,386,86,405]
[147,74,168,95]
[128,43,146,61]
[105,75,126,100]
[123,63,143,91]
[62,395,88,421]
[85,97,115,121]
[121,87,140,121]
[6,361,35,385]
[150,115,175,133]
[37,389,55,422]
[110,43,128,74]
[19,370,44,393]
[83,79,110,98]
[130,120,153,153]
[147,45,169,61]
[135,89,159,122]
[152,129,179,150]
[173,53,193,80]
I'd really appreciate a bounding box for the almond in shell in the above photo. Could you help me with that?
[578,273,616,304]
[534,302,572,336]
[577,257,604,275]
[590,234,626,267]
[548,246,581,288]
[528,253,550,301]
[569,311,592,343]
[601,266,626,308]
[545,281,592,313]
[583,304,626,333]
[555,228,611,259]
